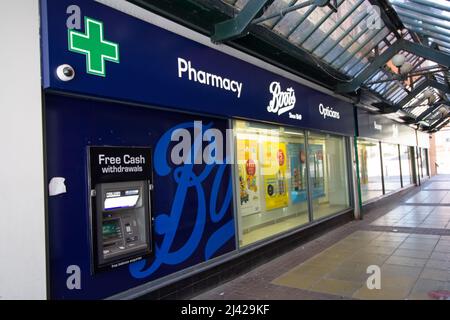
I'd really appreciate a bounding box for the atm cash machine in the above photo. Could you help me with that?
[89,146,153,272]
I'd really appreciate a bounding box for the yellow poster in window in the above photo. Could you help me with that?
[236,138,261,215]
[262,141,288,210]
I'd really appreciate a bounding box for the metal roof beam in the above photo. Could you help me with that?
[397,79,430,107]
[416,102,446,122]
[428,79,450,94]
[398,79,449,107]
[252,0,318,25]
[212,0,275,43]
[335,40,403,93]
[427,117,449,132]
[211,0,330,42]
[336,39,450,93]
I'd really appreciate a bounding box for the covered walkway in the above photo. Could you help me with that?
[195,175,450,300]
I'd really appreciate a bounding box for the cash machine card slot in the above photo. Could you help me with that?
[89,146,153,273]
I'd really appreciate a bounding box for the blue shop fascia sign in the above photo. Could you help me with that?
[41,0,355,135]
[357,108,417,146]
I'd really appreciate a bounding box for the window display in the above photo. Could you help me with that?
[382,143,401,192]
[234,121,309,246]
[358,139,383,202]
[287,143,307,204]
[307,132,350,220]
[262,141,289,210]
[237,138,261,215]
[309,144,326,199]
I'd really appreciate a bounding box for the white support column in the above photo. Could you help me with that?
[0,1,47,299]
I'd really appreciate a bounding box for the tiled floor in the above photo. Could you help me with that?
[194,175,450,300]
[371,205,450,229]
[272,231,450,299]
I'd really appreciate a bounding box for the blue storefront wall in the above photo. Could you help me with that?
[45,94,235,299]
[41,0,356,299]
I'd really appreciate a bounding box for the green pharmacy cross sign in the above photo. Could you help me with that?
[68,17,120,77]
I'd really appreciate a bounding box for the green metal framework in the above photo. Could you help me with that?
[212,0,334,42]
[336,40,450,93]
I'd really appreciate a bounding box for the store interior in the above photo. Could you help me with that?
[235,121,350,246]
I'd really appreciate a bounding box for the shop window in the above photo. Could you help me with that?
[418,147,424,179]
[234,121,309,247]
[358,139,383,202]
[382,143,401,192]
[400,145,413,186]
[307,132,350,220]
[422,148,429,177]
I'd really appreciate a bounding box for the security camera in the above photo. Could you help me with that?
[56,64,75,81]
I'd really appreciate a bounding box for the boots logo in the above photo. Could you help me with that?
[267,82,296,116]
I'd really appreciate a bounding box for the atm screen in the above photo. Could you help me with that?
[104,189,140,211]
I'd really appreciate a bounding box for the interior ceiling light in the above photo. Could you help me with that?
[400,61,413,74]
[423,90,434,99]
[438,106,449,118]
[391,53,406,67]
[429,95,437,104]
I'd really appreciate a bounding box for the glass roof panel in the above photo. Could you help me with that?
[423,104,443,119]
[287,4,339,46]
[225,0,449,117]
[272,1,316,36]
[393,91,409,103]
[403,86,440,110]
[338,28,390,74]
[387,86,403,98]
[232,0,393,79]
[260,0,295,28]
[302,0,366,53]
[389,0,450,45]
[378,78,401,95]
[410,105,429,117]
[389,0,450,86]
[391,87,406,101]
[382,83,401,97]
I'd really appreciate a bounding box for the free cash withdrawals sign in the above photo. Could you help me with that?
[89,146,152,184]
[41,0,355,136]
